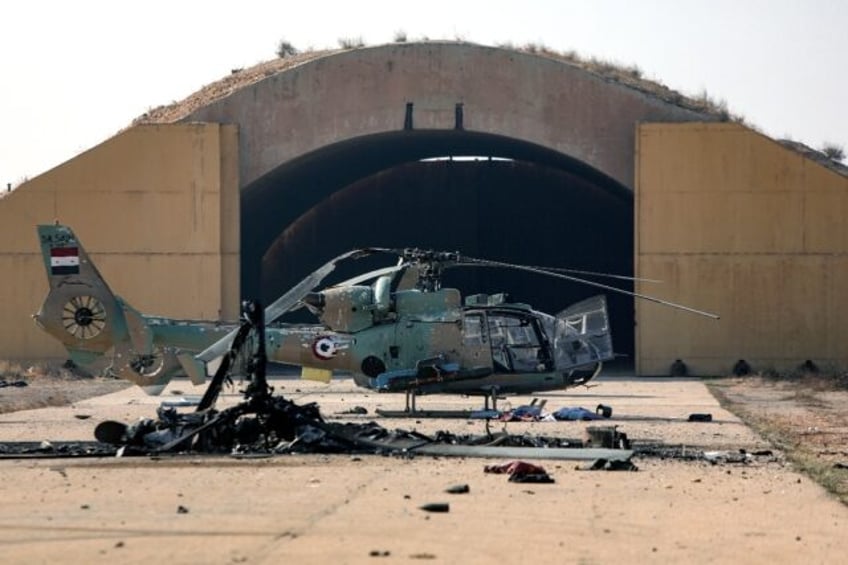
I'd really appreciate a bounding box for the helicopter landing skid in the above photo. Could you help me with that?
[373,387,504,419]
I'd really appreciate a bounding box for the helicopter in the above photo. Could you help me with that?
[34,224,717,409]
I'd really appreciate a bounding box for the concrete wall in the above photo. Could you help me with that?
[635,122,848,375]
[186,43,716,190]
[0,124,240,360]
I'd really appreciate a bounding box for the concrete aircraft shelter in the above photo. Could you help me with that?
[1,41,846,376]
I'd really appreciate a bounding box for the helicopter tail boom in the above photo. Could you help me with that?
[34,224,186,394]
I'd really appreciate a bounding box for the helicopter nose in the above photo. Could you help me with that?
[303,292,325,311]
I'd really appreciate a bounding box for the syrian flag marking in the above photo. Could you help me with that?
[50,247,80,275]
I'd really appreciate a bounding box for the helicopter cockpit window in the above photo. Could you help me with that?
[506,322,536,345]
[462,313,484,345]
[487,314,545,373]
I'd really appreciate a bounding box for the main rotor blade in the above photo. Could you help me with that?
[461,258,720,319]
[264,249,366,324]
[526,266,662,284]
[196,248,378,362]
[331,263,408,288]
[452,261,662,284]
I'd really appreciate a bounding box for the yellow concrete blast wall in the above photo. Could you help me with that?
[636,123,848,375]
[218,125,241,320]
[0,124,240,360]
[5,255,65,357]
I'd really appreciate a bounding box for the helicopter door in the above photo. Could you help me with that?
[553,295,614,371]
[461,312,493,370]
[485,313,547,373]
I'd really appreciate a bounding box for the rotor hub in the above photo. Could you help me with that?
[401,248,461,292]
[74,307,94,326]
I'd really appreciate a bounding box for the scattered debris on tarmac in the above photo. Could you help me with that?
[0,379,28,388]
[484,460,556,483]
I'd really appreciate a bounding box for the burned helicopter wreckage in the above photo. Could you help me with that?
[90,300,635,464]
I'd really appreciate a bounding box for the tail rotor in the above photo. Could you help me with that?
[62,295,107,340]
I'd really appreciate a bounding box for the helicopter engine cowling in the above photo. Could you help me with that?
[372,275,392,318]
[312,285,377,332]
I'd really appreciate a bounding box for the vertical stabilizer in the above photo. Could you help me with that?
[34,224,180,395]
[35,224,126,361]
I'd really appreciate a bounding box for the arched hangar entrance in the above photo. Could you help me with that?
[168,43,721,363]
[241,130,635,358]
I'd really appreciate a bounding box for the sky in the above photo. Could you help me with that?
[1,0,846,188]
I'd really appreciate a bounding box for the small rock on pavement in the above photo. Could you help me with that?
[419,502,449,513]
[445,484,470,494]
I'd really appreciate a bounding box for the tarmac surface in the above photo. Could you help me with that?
[1,374,847,564]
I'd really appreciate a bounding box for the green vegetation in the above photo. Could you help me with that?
[708,376,848,506]
[821,142,845,162]
[276,39,299,58]
[338,36,365,49]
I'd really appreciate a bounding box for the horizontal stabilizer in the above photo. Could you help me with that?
[177,353,207,385]
[120,301,153,355]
